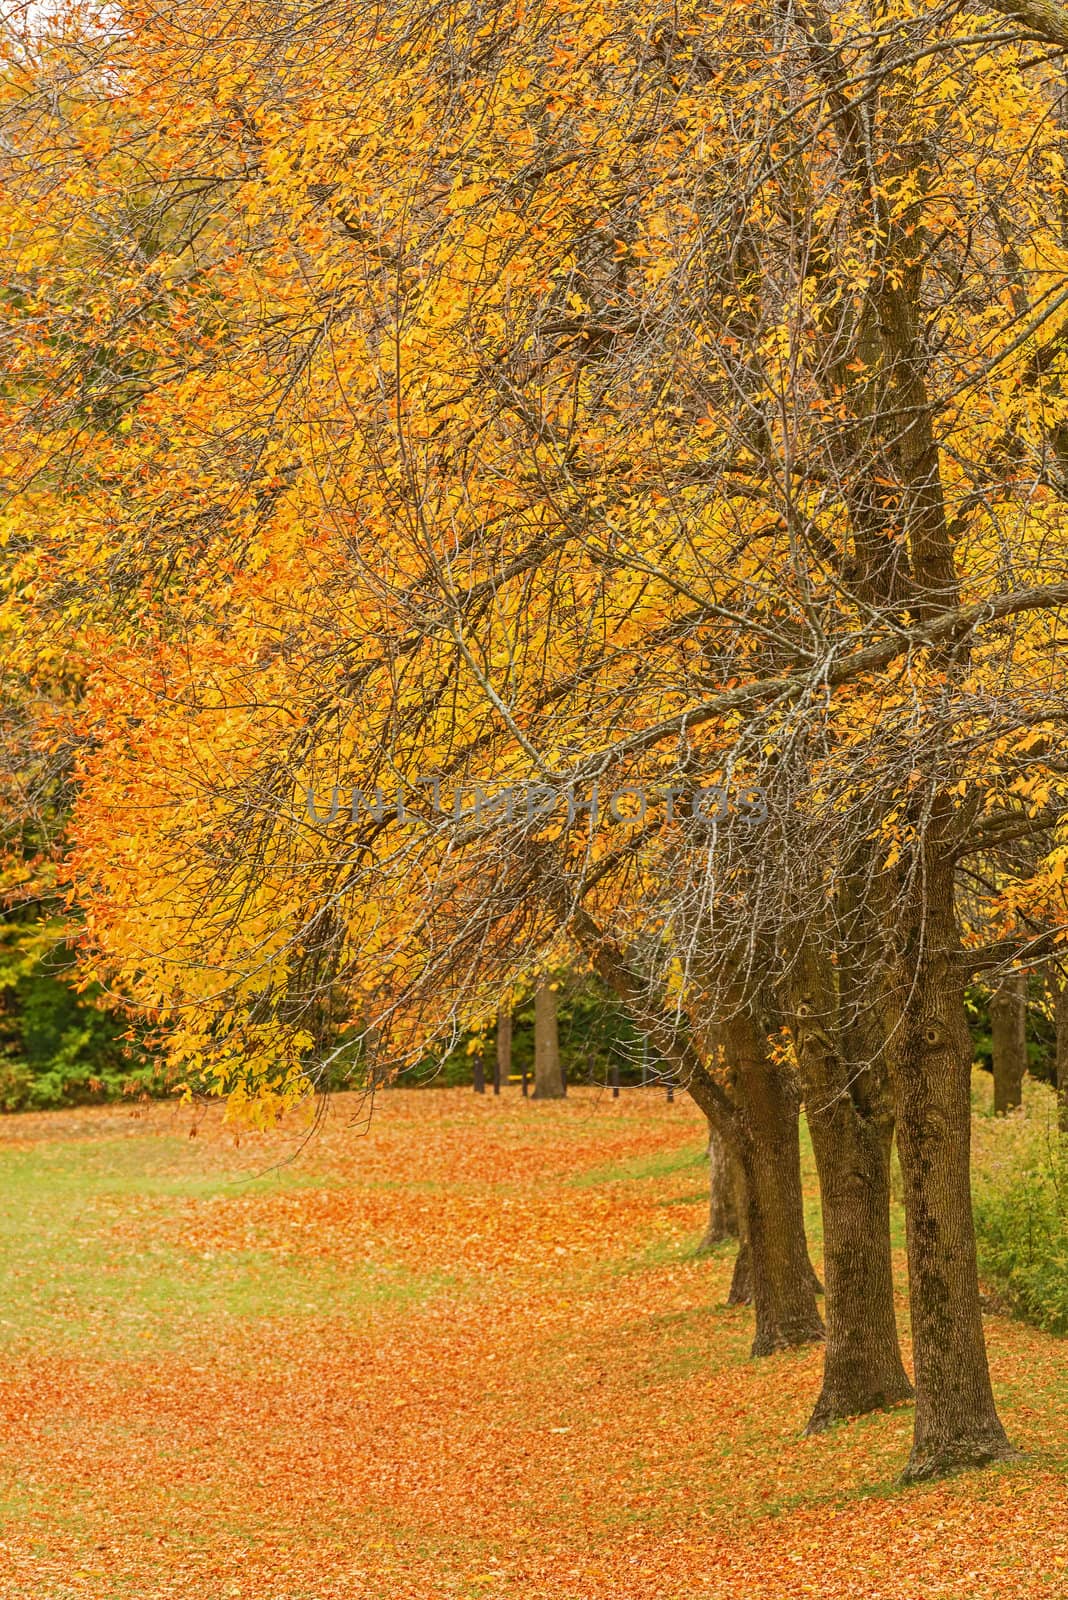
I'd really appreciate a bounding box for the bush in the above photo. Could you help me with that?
[0,914,166,1111]
[971,1073,1068,1335]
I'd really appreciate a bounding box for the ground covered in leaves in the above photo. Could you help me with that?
[0,1086,1064,1599]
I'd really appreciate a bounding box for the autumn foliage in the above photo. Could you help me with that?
[3,0,1068,1513]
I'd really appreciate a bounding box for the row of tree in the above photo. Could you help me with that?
[5,0,1068,1486]
[476,973,1068,1116]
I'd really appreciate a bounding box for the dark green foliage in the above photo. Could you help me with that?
[385,974,661,1091]
[0,913,166,1111]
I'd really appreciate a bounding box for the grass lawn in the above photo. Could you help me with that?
[0,1085,1064,1598]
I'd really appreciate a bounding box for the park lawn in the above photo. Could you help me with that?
[0,1086,1064,1600]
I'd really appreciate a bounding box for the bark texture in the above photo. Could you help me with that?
[721,1007,825,1356]
[990,973,1027,1115]
[991,0,1068,48]
[495,1005,512,1093]
[1057,974,1068,1136]
[552,897,816,1356]
[726,1155,752,1301]
[727,1240,752,1305]
[532,980,564,1099]
[696,1116,739,1253]
[891,835,1013,1481]
[788,944,913,1432]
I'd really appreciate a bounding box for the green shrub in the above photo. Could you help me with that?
[0,1058,34,1113]
[971,1074,1068,1335]
[0,913,166,1111]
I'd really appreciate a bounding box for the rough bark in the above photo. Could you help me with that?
[788,945,913,1432]
[891,835,1014,1481]
[532,979,564,1099]
[549,896,815,1354]
[721,1007,825,1356]
[728,1241,752,1304]
[726,1156,752,1301]
[850,69,1011,1474]
[720,1157,821,1301]
[495,1005,512,1094]
[990,973,1027,1115]
[807,115,1006,1463]
[990,0,1068,47]
[696,1115,738,1253]
[1057,973,1068,1135]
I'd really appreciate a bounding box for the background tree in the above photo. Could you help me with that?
[532,979,564,1102]
[991,974,1029,1114]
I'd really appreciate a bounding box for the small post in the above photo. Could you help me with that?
[493,1050,501,1095]
[473,1052,486,1094]
[521,1064,529,1097]
[641,1034,649,1087]
[611,1058,620,1099]
[666,1076,674,1103]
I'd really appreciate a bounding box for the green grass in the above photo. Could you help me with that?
[0,1133,449,1357]
[0,1087,1065,1599]
[569,1140,708,1188]
[971,1072,1068,1334]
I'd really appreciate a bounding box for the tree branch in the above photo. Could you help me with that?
[988,1,1068,46]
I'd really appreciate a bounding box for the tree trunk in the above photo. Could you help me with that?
[725,1156,752,1302]
[696,1115,738,1253]
[727,1241,752,1304]
[990,973,1027,1115]
[496,1004,512,1094]
[805,1108,912,1429]
[1057,972,1068,1135]
[787,949,913,1432]
[722,1008,825,1356]
[549,899,817,1353]
[891,839,1013,1481]
[532,979,564,1099]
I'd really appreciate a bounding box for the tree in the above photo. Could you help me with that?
[532,979,564,1101]
[785,936,913,1432]
[696,1116,737,1253]
[1057,970,1068,1133]
[495,1004,512,1095]
[991,974,1028,1115]
[7,0,1068,1480]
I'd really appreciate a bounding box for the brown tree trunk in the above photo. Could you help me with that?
[363,1022,387,1088]
[532,979,564,1099]
[496,1004,512,1094]
[548,898,817,1353]
[891,838,1013,1481]
[1057,972,1068,1135]
[790,985,913,1430]
[696,1115,738,1253]
[990,973,1027,1115]
[805,1118,908,1435]
[726,1153,752,1301]
[727,1241,752,1304]
[721,1008,825,1357]
[786,937,913,1431]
